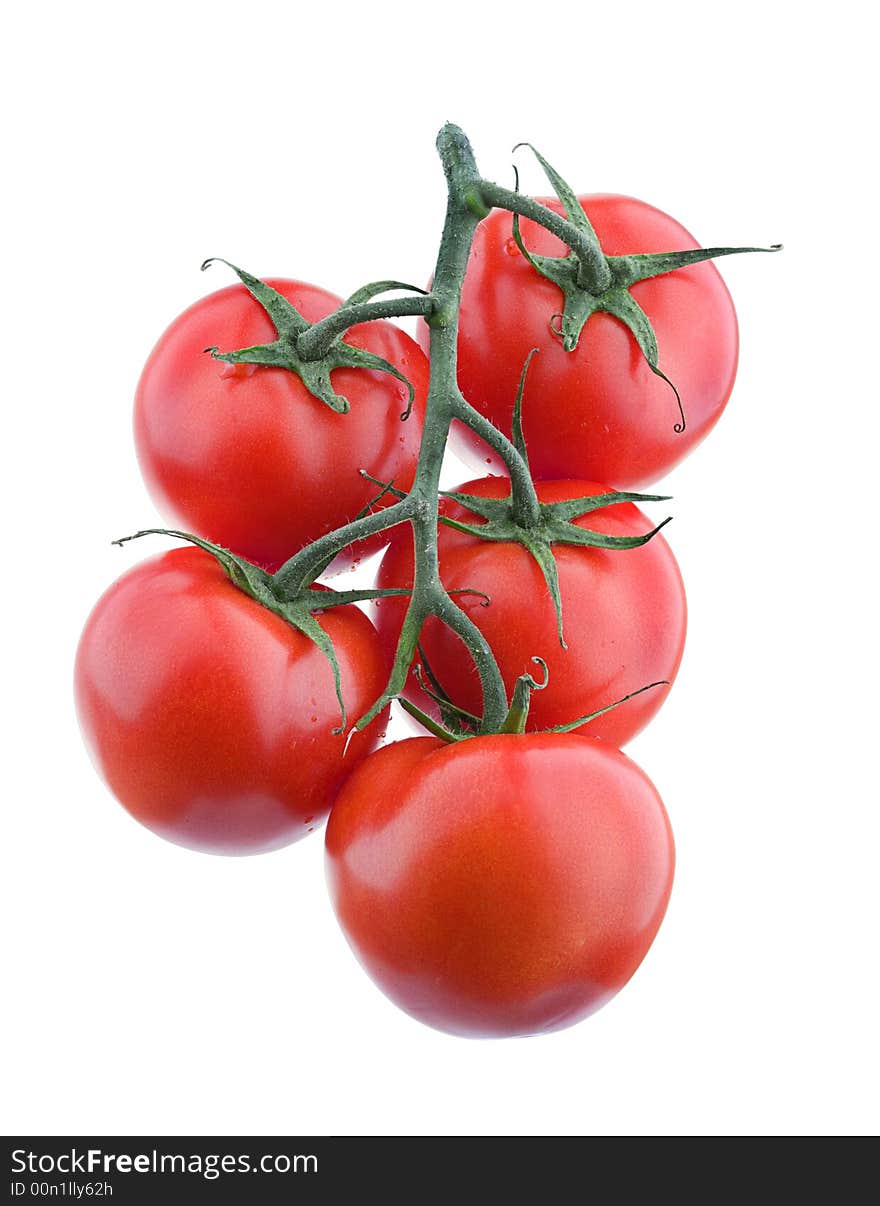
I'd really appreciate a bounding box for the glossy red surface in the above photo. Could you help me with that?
[75,547,389,854]
[326,733,674,1037]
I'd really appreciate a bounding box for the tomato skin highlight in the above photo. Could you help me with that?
[326,734,674,1038]
[445,195,738,488]
[74,547,390,855]
[134,280,428,573]
[374,477,686,746]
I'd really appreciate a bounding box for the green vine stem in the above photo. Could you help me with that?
[297,293,433,362]
[274,124,530,734]
[479,179,612,294]
[214,122,777,737]
[450,388,541,529]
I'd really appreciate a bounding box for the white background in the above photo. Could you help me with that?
[3,1,877,1137]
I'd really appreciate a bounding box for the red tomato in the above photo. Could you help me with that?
[326,734,674,1037]
[444,195,738,488]
[74,547,389,855]
[373,477,686,745]
[135,280,428,573]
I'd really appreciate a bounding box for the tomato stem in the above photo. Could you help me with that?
[480,180,613,294]
[450,389,541,529]
[499,659,550,734]
[273,496,416,596]
[297,294,434,361]
[272,125,538,734]
[265,125,704,736]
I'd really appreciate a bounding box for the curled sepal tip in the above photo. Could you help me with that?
[597,286,686,431]
[499,657,549,734]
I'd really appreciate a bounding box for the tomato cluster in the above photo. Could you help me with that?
[75,128,768,1038]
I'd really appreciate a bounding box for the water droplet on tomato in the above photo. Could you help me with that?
[310,714,318,724]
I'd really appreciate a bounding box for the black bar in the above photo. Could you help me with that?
[2,1136,874,1204]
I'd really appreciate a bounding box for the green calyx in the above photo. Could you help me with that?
[438,486,672,649]
[359,451,672,657]
[403,652,669,744]
[113,528,410,734]
[511,143,782,431]
[201,260,421,416]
